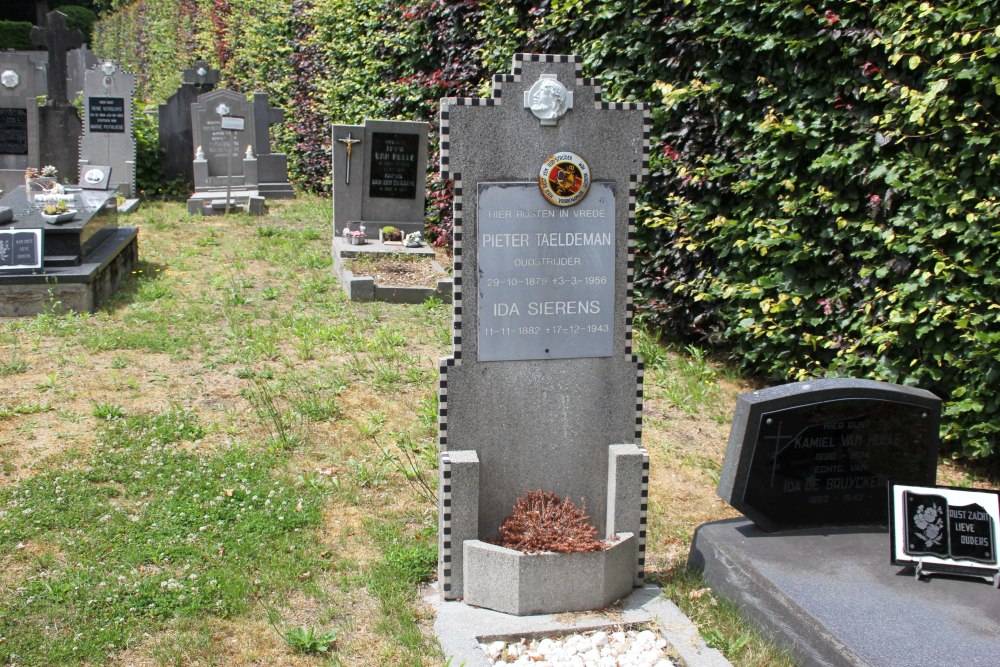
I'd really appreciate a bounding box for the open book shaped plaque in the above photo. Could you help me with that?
[890,483,999,587]
[0,229,43,271]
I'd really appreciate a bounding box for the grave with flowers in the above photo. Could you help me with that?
[330,119,451,303]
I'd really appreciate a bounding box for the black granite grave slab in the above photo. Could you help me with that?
[718,379,940,531]
[690,518,1000,667]
[0,186,117,267]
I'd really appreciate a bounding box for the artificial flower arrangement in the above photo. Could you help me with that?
[25,165,64,196]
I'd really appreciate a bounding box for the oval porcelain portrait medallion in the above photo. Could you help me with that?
[538,152,591,207]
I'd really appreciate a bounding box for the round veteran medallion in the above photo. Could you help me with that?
[538,152,591,207]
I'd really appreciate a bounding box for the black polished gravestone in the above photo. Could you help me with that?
[158,59,219,186]
[717,378,940,532]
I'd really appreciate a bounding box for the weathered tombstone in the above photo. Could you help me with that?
[78,60,136,197]
[0,53,45,193]
[158,59,219,186]
[717,378,941,531]
[436,54,649,615]
[332,119,428,238]
[186,88,289,214]
[190,88,255,191]
[29,10,84,185]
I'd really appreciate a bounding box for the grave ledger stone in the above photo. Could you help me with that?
[159,59,219,186]
[436,54,649,615]
[332,119,428,238]
[79,60,136,197]
[717,378,940,532]
[30,10,84,185]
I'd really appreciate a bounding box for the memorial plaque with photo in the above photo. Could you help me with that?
[0,108,28,155]
[87,97,126,133]
[477,181,615,361]
[368,132,419,199]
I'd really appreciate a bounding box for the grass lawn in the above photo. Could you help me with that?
[0,197,991,666]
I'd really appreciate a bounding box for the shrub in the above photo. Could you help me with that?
[496,490,605,554]
[0,20,34,50]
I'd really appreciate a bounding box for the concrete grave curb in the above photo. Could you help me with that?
[331,236,452,303]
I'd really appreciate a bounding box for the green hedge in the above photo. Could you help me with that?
[0,20,35,50]
[92,0,999,462]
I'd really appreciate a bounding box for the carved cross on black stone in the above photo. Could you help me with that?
[30,10,84,107]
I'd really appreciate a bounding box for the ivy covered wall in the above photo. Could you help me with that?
[93,0,998,463]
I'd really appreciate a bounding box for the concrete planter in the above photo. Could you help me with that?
[463,533,636,616]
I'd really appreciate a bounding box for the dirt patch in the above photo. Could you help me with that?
[346,254,447,287]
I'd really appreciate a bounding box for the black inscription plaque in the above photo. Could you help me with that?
[88,97,126,133]
[368,132,418,199]
[891,484,999,582]
[0,107,28,155]
[743,399,934,528]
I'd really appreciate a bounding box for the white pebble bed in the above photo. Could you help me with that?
[481,628,676,666]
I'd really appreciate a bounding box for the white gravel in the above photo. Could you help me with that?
[481,627,677,666]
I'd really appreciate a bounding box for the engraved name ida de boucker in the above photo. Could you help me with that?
[524,74,573,125]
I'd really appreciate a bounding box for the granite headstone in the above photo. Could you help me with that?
[717,378,941,532]
[436,54,650,614]
[0,53,44,193]
[332,119,428,238]
[78,60,136,197]
[158,59,219,186]
[190,88,256,191]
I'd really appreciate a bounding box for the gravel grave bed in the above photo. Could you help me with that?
[481,627,676,667]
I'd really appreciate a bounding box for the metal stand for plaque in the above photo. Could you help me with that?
[218,108,245,215]
[913,559,1000,587]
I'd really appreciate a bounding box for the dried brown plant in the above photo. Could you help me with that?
[495,490,606,554]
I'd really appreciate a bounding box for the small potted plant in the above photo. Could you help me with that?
[343,224,367,245]
[380,225,403,244]
[41,200,76,224]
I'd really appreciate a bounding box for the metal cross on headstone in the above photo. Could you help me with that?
[337,132,361,185]
[30,10,84,107]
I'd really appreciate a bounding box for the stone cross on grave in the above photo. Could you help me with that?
[30,10,84,107]
[182,59,220,88]
[252,93,283,155]
[436,54,651,614]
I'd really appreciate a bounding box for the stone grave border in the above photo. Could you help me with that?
[331,237,452,304]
